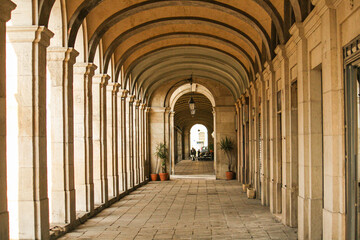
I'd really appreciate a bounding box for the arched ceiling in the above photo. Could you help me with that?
[174,92,213,130]
[40,0,311,102]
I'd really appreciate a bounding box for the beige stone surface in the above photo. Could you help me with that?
[59,179,297,240]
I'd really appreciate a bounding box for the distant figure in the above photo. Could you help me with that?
[191,148,196,161]
[197,149,200,158]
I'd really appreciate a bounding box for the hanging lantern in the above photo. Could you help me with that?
[189,96,196,116]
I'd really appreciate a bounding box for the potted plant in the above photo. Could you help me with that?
[155,142,169,181]
[150,173,158,181]
[220,136,235,180]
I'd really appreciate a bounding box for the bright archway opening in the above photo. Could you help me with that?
[190,124,209,154]
[169,85,215,177]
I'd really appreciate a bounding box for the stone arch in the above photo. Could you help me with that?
[102,17,266,75]
[169,83,216,111]
[168,83,216,175]
[47,0,67,47]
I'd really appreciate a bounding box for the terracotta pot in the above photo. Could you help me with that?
[225,171,234,180]
[159,173,169,181]
[150,173,158,181]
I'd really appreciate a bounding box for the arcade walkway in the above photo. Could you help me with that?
[58,179,297,240]
[174,160,215,176]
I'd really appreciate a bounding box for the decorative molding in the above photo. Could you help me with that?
[0,0,16,22]
[343,35,360,64]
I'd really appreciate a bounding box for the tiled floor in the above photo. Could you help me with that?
[174,160,215,175]
[59,179,297,240]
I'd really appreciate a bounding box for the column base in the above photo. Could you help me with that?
[0,211,9,240]
[298,196,322,240]
[127,171,134,189]
[323,208,345,240]
[136,168,140,185]
[76,183,94,212]
[119,172,127,192]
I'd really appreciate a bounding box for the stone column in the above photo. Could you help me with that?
[294,21,323,239]
[170,111,175,174]
[112,83,120,196]
[118,89,128,192]
[73,62,96,212]
[139,104,146,182]
[92,74,109,204]
[47,47,78,224]
[235,101,240,181]
[252,81,260,197]
[183,129,190,160]
[265,62,278,214]
[320,6,345,239]
[7,26,53,239]
[0,1,15,239]
[106,82,114,198]
[214,106,236,179]
[274,45,293,226]
[247,88,255,185]
[126,95,135,189]
[144,107,151,178]
[237,100,243,183]
[133,100,140,185]
[258,76,269,206]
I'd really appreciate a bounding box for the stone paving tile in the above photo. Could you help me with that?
[58,179,297,240]
[174,160,214,175]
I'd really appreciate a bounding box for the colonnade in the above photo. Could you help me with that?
[235,2,347,238]
[1,2,149,239]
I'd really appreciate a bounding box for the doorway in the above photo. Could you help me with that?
[344,37,360,239]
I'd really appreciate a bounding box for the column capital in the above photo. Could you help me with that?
[274,44,287,61]
[86,63,97,77]
[119,89,128,98]
[126,94,135,103]
[0,0,16,22]
[140,103,147,110]
[263,61,274,74]
[236,98,242,106]
[289,23,306,44]
[101,74,110,86]
[7,26,54,47]
[134,99,141,108]
[145,107,151,113]
[240,94,246,104]
[74,62,98,76]
[48,47,79,64]
[93,74,110,85]
[112,83,120,94]
[249,81,257,92]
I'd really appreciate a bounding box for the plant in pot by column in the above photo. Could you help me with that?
[220,136,235,180]
[155,142,169,181]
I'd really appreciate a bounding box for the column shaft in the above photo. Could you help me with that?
[47,47,78,224]
[112,84,120,196]
[120,90,128,191]
[106,83,114,197]
[93,75,109,204]
[0,1,16,239]
[118,90,127,192]
[144,107,150,178]
[133,101,140,185]
[6,26,53,239]
[126,96,135,189]
[73,63,96,212]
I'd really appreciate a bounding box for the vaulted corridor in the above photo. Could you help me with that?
[1,0,360,239]
[58,179,297,240]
